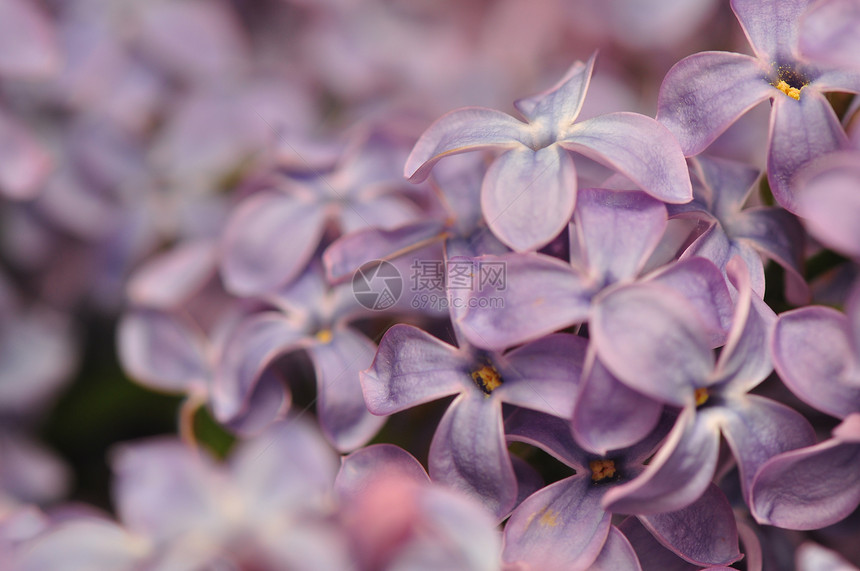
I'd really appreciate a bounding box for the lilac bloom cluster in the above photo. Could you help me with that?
[4,0,860,569]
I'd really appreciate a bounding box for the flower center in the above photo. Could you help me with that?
[775,80,801,100]
[772,66,807,100]
[315,329,333,344]
[589,459,617,482]
[471,365,502,394]
[694,387,710,407]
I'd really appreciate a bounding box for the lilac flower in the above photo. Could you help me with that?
[657,0,860,212]
[118,240,290,436]
[589,258,815,514]
[750,284,860,529]
[501,408,741,569]
[456,188,732,352]
[13,418,352,570]
[669,155,808,303]
[336,444,502,571]
[405,53,691,252]
[220,131,423,297]
[752,414,860,530]
[769,281,860,420]
[214,263,385,451]
[361,323,586,518]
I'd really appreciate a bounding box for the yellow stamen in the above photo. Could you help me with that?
[694,387,710,407]
[589,459,617,482]
[775,80,801,100]
[315,329,333,344]
[471,365,502,394]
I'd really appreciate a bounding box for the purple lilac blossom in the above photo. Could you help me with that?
[362,322,586,519]
[657,0,860,212]
[456,189,733,352]
[405,53,691,252]
[501,408,741,569]
[590,257,815,514]
[214,262,386,451]
[336,444,503,570]
[3,0,860,567]
[669,155,809,303]
[220,130,423,297]
[751,283,860,529]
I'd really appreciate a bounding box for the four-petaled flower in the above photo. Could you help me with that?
[405,53,692,252]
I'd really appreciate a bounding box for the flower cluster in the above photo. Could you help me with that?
[3,0,860,569]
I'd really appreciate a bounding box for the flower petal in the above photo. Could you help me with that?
[639,483,741,566]
[799,0,860,68]
[336,444,430,501]
[514,54,595,126]
[502,476,611,571]
[127,240,218,309]
[603,407,721,515]
[572,351,664,456]
[212,313,307,421]
[505,407,588,471]
[222,369,290,436]
[220,191,326,297]
[617,517,700,570]
[231,418,340,516]
[794,150,860,260]
[752,438,860,529]
[309,327,385,452]
[718,395,817,505]
[117,309,209,394]
[361,324,469,415]
[680,223,766,300]
[494,333,588,419]
[693,155,760,220]
[12,519,146,571]
[796,542,859,571]
[729,207,809,303]
[591,282,714,407]
[730,0,812,60]
[323,221,447,283]
[481,145,577,252]
[772,307,860,418]
[587,526,642,571]
[429,393,516,519]
[458,253,592,352]
[712,257,776,392]
[767,89,850,213]
[405,108,528,182]
[112,440,220,540]
[645,256,734,347]
[656,51,773,156]
[574,188,667,286]
[560,112,692,203]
